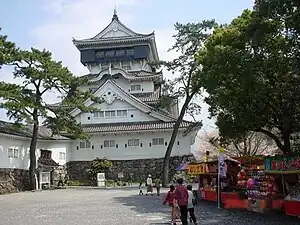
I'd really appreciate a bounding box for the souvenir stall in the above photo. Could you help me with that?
[265,154,300,217]
[189,159,240,203]
[246,170,280,212]
[225,155,267,209]
[235,155,266,190]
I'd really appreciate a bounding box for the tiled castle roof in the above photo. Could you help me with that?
[0,121,69,140]
[132,92,160,103]
[81,70,163,83]
[0,120,197,138]
[62,121,193,135]
[73,11,154,46]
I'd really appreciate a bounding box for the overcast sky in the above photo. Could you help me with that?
[0,0,254,131]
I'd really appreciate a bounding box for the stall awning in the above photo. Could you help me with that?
[176,162,189,171]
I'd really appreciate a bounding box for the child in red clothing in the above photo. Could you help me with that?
[163,185,180,225]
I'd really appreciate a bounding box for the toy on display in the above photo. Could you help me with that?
[203,178,217,192]
[237,169,248,189]
[247,171,278,199]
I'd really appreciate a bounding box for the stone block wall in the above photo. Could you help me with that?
[66,154,196,182]
[0,168,29,194]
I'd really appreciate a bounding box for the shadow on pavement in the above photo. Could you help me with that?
[148,223,170,225]
[114,193,300,225]
[114,193,170,215]
[196,201,300,225]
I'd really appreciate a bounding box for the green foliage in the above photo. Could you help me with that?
[0,28,17,68]
[159,21,217,100]
[88,157,113,180]
[153,95,176,111]
[0,48,100,139]
[67,180,92,186]
[197,2,300,154]
[0,47,101,190]
[159,21,216,186]
[105,179,115,187]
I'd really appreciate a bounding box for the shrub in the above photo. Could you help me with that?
[88,157,113,181]
[67,180,91,186]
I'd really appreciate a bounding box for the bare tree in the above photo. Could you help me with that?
[194,129,277,159]
[193,129,219,160]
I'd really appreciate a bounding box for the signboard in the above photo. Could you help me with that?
[97,173,105,187]
[118,172,124,178]
[188,164,206,175]
[97,173,105,181]
[41,172,50,183]
[265,155,300,173]
[218,148,227,178]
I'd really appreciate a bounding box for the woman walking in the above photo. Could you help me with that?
[174,178,189,225]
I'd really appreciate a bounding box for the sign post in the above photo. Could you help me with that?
[97,173,106,187]
[118,172,124,188]
[218,147,226,209]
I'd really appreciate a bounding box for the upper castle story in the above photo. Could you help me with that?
[73,10,159,75]
[72,10,163,97]
[49,10,179,120]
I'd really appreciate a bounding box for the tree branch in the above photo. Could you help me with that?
[255,128,283,151]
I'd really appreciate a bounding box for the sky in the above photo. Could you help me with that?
[0,0,255,131]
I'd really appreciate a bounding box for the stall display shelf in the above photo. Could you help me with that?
[247,172,278,200]
[284,184,300,217]
[246,172,279,212]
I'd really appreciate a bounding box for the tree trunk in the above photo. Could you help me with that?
[29,111,39,190]
[282,130,291,153]
[161,94,193,187]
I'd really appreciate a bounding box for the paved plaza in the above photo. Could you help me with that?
[0,188,299,225]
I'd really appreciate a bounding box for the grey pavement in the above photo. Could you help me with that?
[0,188,299,225]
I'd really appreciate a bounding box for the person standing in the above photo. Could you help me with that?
[146,174,153,195]
[138,182,144,195]
[174,178,188,225]
[163,185,180,225]
[187,185,198,224]
[57,173,64,187]
[155,178,161,196]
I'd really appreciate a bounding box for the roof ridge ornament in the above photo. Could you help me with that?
[112,6,118,21]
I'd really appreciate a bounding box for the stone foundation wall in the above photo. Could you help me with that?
[66,154,196,182]
[0,168,29,194]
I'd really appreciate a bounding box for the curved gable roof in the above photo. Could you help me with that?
[73,12,153,43]
[70,77,177,122]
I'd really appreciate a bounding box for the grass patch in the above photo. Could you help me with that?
[67,180,92,186]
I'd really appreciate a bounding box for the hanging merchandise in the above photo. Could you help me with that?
[237,169,248,189]
[247,171,278,199]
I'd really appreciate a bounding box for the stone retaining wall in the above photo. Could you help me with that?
[66,154,196,182]
[0,168,29,194]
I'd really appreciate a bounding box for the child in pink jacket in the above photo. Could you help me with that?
[163,185,180,225]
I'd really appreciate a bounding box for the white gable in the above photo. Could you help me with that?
[70,79,175,122]
[93,18,139,39]
[77,98,158,124]
[100,27,132,39]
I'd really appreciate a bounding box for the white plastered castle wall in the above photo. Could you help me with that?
[89,59,151,75]
[0,134,71,170]
[79,73,155,94]
[69,131,192,161]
